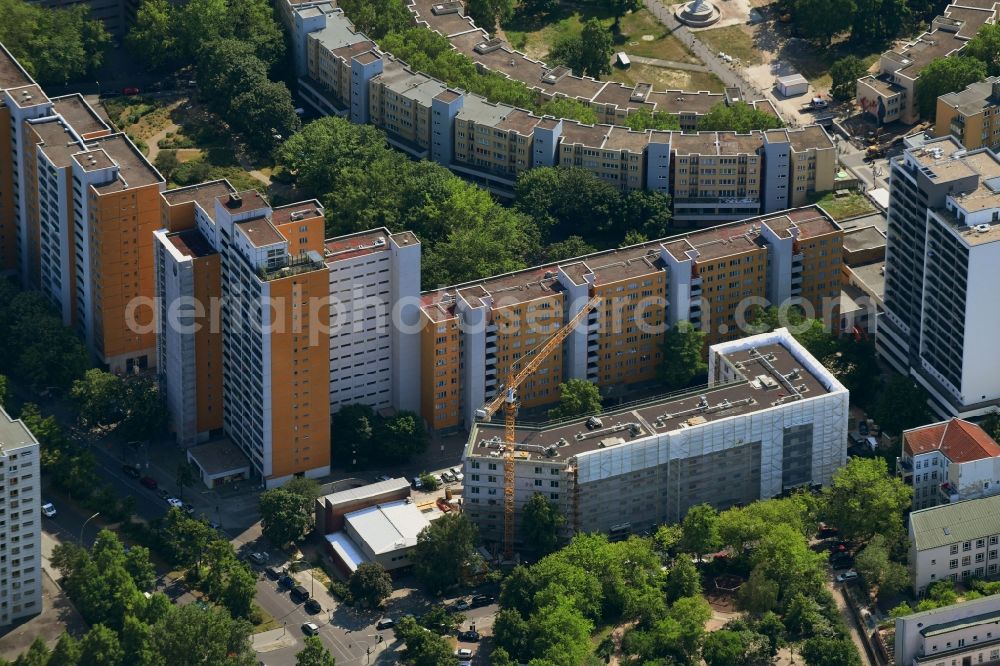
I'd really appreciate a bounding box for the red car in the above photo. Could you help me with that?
[122,87,140,96]
[140,476,158,490]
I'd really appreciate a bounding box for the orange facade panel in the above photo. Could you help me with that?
[266,271,331,481]
[194,254,223,433]
[421,311,461,430]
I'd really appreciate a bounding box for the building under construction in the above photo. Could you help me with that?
[461,328,849,543]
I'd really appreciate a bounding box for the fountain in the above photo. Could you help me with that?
[675,0,721,27]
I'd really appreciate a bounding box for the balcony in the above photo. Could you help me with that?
[896,457,913,483]
[938,482,960,504]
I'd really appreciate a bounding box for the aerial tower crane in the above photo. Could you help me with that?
[475,294,602,559]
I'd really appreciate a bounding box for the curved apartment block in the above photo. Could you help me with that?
[281,0,837,223]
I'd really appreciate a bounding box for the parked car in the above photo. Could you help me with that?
[140,476,158,490]
[157,489,170,500]
[450,467,464,483]
[122,464,141,479]
[291,585,310,603]
[166,497,183,508]
[441,471,456,483]
[278,575,295,589]
[412,476,424,490]
[304,599,322,614]
[858,421,869,436]
[301,622,319,636]
[455,648,474,658]
[249,552,268,565]
[470,594,494,608]
[836,570,859,583]
[183,504,195,516]
[830,552,854,569]
[376,618,395,630]
[264,566,281,580]
[457,630,481,642]
[122,87,140,95]
[453,599,471,612]
[375,474,392,482]
[41,502,57,518]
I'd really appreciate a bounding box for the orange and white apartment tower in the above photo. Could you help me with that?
[1,44,166,373]
[154,188,331,486]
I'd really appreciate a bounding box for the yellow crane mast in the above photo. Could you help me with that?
[475,294,601,560]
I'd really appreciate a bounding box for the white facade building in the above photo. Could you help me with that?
[463,328,849,542]
[324,228,421,414]
[899,418,1000,511]
[0,405,42,627]
[880,136,1000,419]
[908,494,1000,595]
[895,594,1000,666]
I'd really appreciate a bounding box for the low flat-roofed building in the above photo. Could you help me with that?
[315,478,412,534]
[908,493,1000,595]
[463,327,849,543]
[895,595,1000,666]
[324,498,433,576]
[185,439,251,489]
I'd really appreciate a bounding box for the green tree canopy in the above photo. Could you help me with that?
[395,615,455,666]
[851,0,908,44]
[411,513,479,594]
[696,101,784,132]
[521,493,566,556]
[624,108,683,131]
[916,55,987,120]
[790,0,856,46]
[348,562,393,608]
[830,56,868,101]
[467,0,515,32]
[259,488,313,547]
[549,18,615,78]
[854,533,909,596]
[548,379,602,420]
[801,635,863,666]
[822,456,912,541]
[964,23,1000,76]
[681,503,721,560]
[295,636,337,666]
[0,0,109,84]
[872,375,933,435]
[659,322,708,390]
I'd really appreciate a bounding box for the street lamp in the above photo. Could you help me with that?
[80,511,100,545]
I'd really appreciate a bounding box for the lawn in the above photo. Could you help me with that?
[610,62,725,93]
[252,603,281,633]
[697,25,763,66]
[813,191,876,221]
[505,7,700,66]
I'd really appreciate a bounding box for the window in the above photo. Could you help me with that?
[950,559,959,570]
[951,544,960,555]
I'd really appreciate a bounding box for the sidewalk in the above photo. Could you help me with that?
[252,627,297,653]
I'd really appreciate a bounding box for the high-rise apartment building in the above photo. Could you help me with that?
[280,1,836,215]
[0,406,42,627]
[420,205,844,431]
[154,187,332,486]
[879,135,1000,419]
[0,44,165,372]
[935,77,1000,151]
[462,328,849,542]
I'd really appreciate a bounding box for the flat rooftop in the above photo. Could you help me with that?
[31,117,86,167]
[324,228,393,263]
[162,180,236,220]
[168,228,217,259]
[272,200,324,226]
[847,262,885,300]
[0,405,38,454]
[236,217,284,248]
[7,84,48,109]
[217,190,270,215]
[420,206,840,316]
[52,95,109,136]
[842,226,887,254]
[186,439,250,476]
[468,341,835,460]
[344,499,431,554]
[88,134,163,193]
[0,45,32,90]
[938,76,1000,116]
